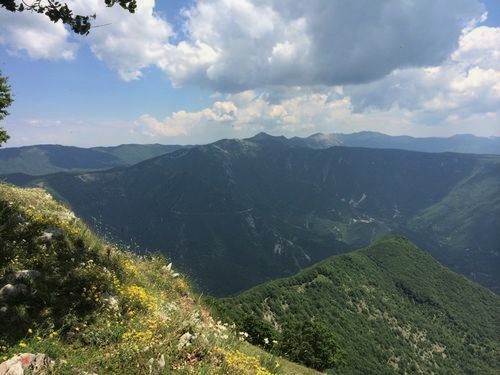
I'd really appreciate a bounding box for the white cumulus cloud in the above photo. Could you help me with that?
[0,8,78,60]
[0,0,487,89]
[157,0,485,91]
[346,26,500,122]
[68,0,173,80]
[136,24,500,141]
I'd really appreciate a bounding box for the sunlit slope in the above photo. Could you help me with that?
[0,183,304,374]
[216,236,500,374]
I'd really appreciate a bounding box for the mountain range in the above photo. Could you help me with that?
[0,143,186,176]
[286,131,500,154]
[8,133,499,296]
[1,130,498,179]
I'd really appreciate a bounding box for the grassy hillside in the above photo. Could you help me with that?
[215,236,500,374]
[20,138,500,295]
[0,182,313,374]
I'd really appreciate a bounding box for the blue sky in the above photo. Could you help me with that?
[0,0,499,147]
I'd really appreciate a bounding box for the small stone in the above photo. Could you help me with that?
[14,270,41,281]
[177,332,195,349]
[101,294,119,311]
[30,354,53,374]
[37,232,53,243]
[37,227,62,243]
[157,354,165,369]
[161,263,172,272]
[0,284,28,300]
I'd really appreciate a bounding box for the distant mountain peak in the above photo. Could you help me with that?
[307,132,328,138]
[247,132,288,143]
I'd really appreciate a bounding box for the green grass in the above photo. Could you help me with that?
[240,342,323,375]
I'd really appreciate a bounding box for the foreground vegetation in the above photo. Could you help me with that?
[0,183,315,374]
[215,236,500,374]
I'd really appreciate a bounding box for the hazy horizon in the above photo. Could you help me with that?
[2,130,500,149]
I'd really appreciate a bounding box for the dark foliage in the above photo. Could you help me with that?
[0,73,12,146]
[0,0,137,35]
[279,320,344,371]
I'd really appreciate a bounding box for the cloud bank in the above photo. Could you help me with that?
[137,25,500,140]
[0,0,486,88]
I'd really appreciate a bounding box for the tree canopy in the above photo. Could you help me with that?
[0,1,137,35]
[0,73,13,146]
[279,320,345,371]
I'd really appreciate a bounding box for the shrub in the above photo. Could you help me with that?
[279,320,344,371]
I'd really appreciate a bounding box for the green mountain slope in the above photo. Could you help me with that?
[0,182,315,374]
[0,144,185,176]
[215,236,500,374]
[406,157,500,290]
[17,138,500,295]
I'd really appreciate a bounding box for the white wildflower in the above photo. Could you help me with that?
[157,354,165,369]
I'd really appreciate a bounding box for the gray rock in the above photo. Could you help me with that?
[37,232,53,243]
[0,353,53,375]
[14,270,41,281]
[177,332,196,349]
[37,227,62,243]
[0,284,28,300]
[105,295,119,311]
[30,354,53,374]
[157,354,165,369]
[91,293,119,313]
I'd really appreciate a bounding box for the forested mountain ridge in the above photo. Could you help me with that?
[214,236,500,374]
[1,131,498,179]
[14,136,500,295]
